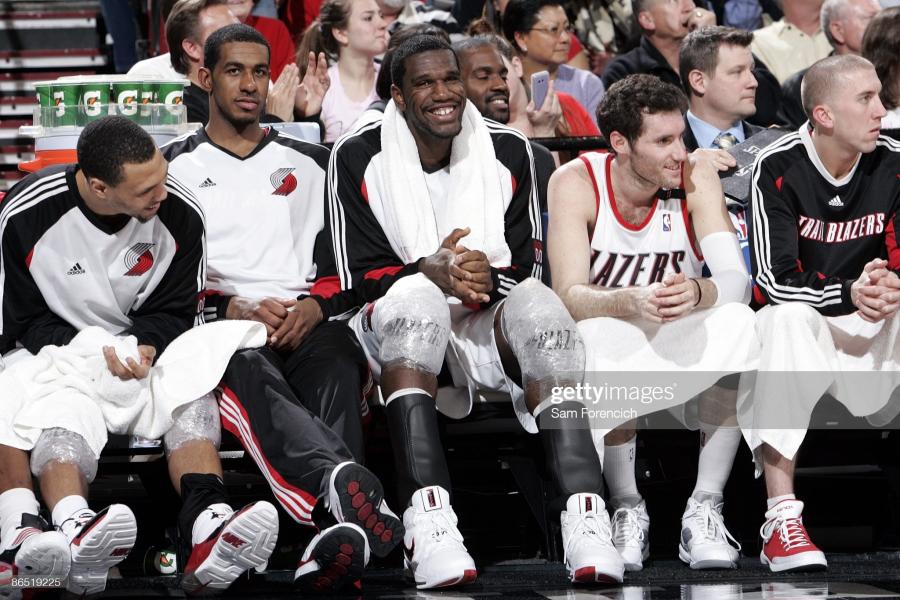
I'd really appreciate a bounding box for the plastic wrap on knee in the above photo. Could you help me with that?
[30,428,98,483]
[163,393,221,456]
[501,279,585,391]
[378,276,450,376]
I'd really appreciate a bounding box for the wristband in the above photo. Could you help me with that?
[691,278,702,306]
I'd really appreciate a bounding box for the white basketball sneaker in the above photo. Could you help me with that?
[402,486,477,589]
[560,493,625,583]
[679,496,740,569]
[610,499,650,571]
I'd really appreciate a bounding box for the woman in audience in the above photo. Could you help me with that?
[297,0,389,141]
[502,0,605,124]
[861,7,900,130]
[477,0,591,69]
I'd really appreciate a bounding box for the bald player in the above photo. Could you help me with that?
[748,54,900,572]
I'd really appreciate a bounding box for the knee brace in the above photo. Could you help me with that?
[163,392,221,456]
[377,274,450,376]
[501,279,585,390]
[30,428,98,483]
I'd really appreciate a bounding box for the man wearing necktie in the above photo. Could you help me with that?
[679,27,763,153]
[680,26,762,274]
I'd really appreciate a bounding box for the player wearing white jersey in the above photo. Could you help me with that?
[548,75,758,572]
[164,25,403,593]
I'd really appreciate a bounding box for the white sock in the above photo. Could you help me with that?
[192,503,233,546]
[766,493,796,510]
[603,437,641,508]
[52,495,93,540]
[692,423,741,500]
[0,488,40,549]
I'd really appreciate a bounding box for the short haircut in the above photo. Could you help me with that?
[501,0,566,52]
[452,35,496,58]
[204,23,270,72]
[597,74,688,146]
[77,116,158,186]
[801,54,874,122]
[679,26,754,97]
[820,0,847,47]
[390,35,457,90]
[167,0,229,74]
[376,25,453,100]
[861,7,900,110]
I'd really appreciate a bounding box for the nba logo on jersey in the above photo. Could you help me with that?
[662,212,672,232]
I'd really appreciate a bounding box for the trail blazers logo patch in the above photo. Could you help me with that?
[124,243,155,276]
[270,167,297,196]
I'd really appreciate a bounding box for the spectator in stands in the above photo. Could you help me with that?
[602,0,782,125]
[297,0,389,142]
[749,0,831,83]
[128,0,203,79]
[679,26,760,269]
[780,0,882,128]
[0,116,278,596]
[680,27,761,151]
[475,0,592,69]
[376,0,464,39]
[862,7,900,129]
[224,0,298,79]
[99,0,139,72]
[566,0,640,75]
[503,0,605,125]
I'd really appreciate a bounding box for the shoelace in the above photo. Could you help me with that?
[686,501,741,551]
[760,516,811,551]
[563,512,612,563]
[414,510,464,559]
[611,508,644,548]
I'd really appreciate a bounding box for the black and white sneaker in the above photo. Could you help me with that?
[294,523,368,593]
[327,462,403,558]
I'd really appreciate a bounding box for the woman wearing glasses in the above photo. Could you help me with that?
[502,0,605,125]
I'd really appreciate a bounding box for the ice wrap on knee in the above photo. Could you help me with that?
[163,392,221,456]
[30,428,98,483]
[502,280,602,508]
[376,274,450,375]
[501,278,586,396]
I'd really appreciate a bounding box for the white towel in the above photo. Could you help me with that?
[378,99,512,266]
[0,320,267,457]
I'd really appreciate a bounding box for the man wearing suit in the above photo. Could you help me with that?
[679,26,761,273]
[679,26,762,152]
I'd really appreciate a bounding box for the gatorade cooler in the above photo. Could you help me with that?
[21,75,194,173]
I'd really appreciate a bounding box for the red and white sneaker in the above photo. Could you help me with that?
[182,501,278,594]
[759,500,827,572]
[294,523,369,593]
[63,504,138,596]
[0,513,70,587]
[561,493,625,584]
[403,486,477,589]
[327,462,403,558]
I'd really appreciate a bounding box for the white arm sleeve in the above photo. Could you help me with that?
[699,231,751,306]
